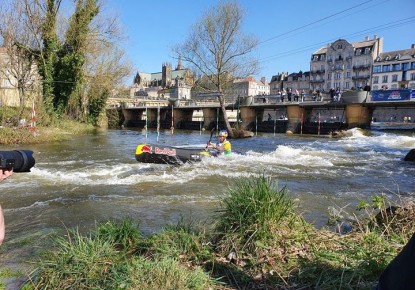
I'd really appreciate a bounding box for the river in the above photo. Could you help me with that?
[1,128,415,284]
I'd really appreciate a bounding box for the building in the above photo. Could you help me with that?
[310,36,383,92]
[229,76,270,97]
[269,72,287,94]
[0,46,40,107]
[283,71,310,93]
[131,57,195,99]
[371,44,415,90]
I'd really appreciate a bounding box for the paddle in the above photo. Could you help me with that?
[205,127,215,150]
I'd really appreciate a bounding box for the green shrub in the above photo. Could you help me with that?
[213,175,299,252]
[141,219,212,263]
[96,219,141,254]
[128,257,217,290]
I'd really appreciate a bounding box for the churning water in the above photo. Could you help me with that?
[1,128,414,270]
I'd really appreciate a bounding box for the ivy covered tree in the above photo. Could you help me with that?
[0,0,131,125]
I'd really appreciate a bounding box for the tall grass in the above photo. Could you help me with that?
[23,177,415,289]
[213,175,308,254]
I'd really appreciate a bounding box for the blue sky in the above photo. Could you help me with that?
[107,0,415,84]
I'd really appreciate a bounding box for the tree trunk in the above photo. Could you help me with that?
[218,93,234,138]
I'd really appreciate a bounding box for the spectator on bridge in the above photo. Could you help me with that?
[294,89,299,102]
[330,88,335,102]
[281,89,286,102]
[301,90,306,102]
[287,88,292,102]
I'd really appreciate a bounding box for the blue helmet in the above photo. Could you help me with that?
[218,130,228,137]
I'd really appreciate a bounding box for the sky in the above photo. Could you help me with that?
[106,0,415,85]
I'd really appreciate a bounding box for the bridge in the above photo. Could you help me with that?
[107,90,415,135]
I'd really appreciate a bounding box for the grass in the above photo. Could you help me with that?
[0,119,96,145]
[0,105,96,144]
[20,176,415,289]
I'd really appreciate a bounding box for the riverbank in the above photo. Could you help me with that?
[0,120,96,145]
[13,176,415,289]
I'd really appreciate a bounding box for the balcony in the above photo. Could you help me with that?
[310,79,325,83]
[352,75,370,80]
[353,65,371,70]
[310,69,326,75]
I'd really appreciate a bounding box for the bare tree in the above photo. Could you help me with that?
[173,1,259,137]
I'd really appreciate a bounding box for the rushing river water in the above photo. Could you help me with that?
[1,128,415,279]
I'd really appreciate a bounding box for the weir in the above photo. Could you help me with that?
[116,97,415,134]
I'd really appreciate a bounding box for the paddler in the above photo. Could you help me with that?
[207,130,231,156]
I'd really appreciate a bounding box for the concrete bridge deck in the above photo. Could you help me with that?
[107,92,415,134]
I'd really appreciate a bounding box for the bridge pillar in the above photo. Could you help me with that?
[122,108,143,126]
[146,108,157,126]
[173,108,194,128]
[286,105,307,134]
[202,108,218,129]
[345,104,372,129]
[240,107,258,130]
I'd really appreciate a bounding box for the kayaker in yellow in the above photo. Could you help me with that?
[208,130,231,155]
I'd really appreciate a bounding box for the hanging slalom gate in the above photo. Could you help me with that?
[30,98,37,136]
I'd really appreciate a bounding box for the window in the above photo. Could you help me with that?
[356,49,361,55]
[373,65,381,73]
[365,47,371,54]
[373,76,379,84]
[382,76,388,83]
[346,72,351,78]
[345,82,350,89]
[392,64,401,71]
[382,65,391,72]
[411,73,415,81]
[411,62,415,70]
[403,63,409,71]
[392,74,398,82]
[337,44,343,49]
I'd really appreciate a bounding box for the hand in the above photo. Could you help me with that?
[0,168,13,182]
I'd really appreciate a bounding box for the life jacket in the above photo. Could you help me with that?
[221,140,231,155]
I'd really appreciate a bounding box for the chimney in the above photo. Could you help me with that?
[365,36,369,41]
[374,34,377,39]
[261,77,266,84]
[411,44,415,49]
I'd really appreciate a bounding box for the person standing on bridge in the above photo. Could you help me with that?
[208,130,231,156]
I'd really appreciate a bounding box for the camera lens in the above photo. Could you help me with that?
[0,150,36,172]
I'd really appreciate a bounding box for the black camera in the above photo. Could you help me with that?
[0,150,36,172]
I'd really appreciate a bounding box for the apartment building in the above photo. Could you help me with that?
[371,45,415,90]
[310,36,383,92]
[283,71,310,92]
[230,76,270,97]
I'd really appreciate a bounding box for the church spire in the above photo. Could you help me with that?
[176,55,183,70]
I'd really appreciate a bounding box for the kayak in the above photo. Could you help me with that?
[135,144,213,165]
